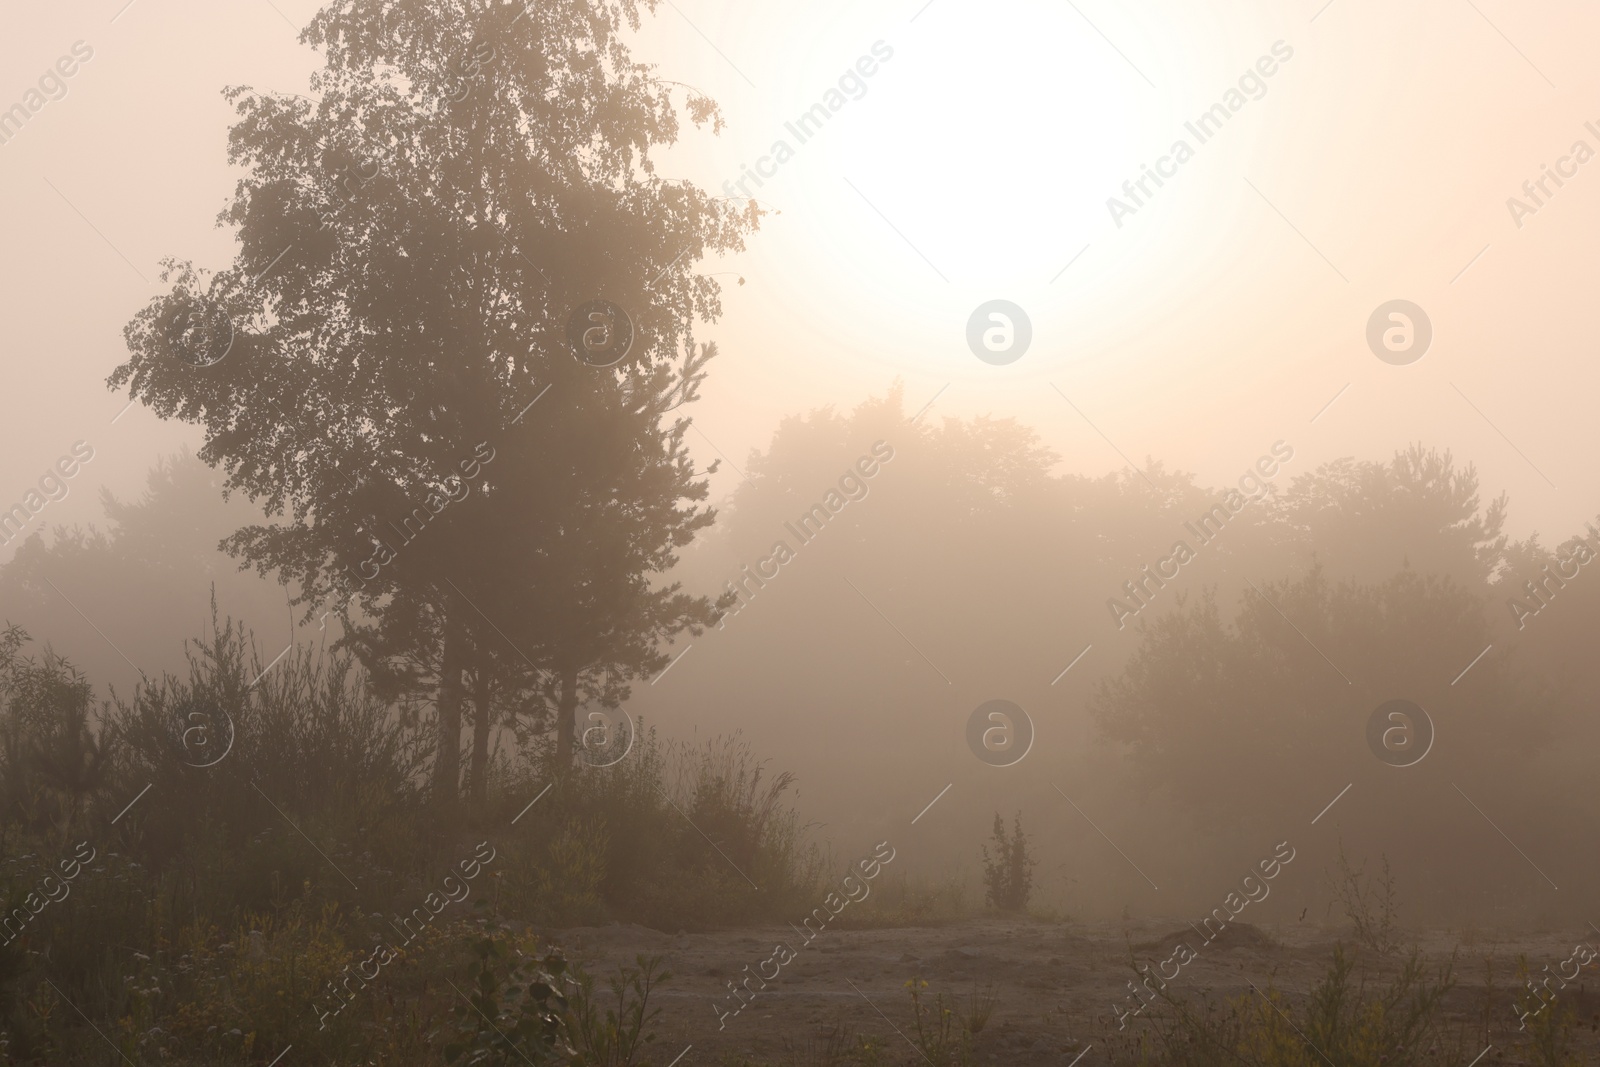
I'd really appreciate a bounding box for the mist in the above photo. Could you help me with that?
[1,1,1595,1065]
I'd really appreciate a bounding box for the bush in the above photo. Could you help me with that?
[0,623,108,845]
[446,931,576,1067]
[1107,943,1516,1066]
[0,609,816,1062]
[103,602,434,888]
[495,729,820,930]
[980,813,1035,913]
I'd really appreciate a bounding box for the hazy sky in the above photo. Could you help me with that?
[3,0,1597,567]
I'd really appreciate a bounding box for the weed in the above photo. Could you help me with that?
[779,1019,854,1067]
[1327,838,1404,957]
[445,931,575,1066]
[961,981,997,1035]
[980,812,1035,914]
[567,954,669,1067]
[906,977,975,1066]
[1107,942,1501,1066]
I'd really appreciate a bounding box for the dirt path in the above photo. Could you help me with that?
[552,917,1597,1065]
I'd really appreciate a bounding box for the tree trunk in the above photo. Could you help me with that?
[470,668,492,809]
[555,663,579,770]
[434,617,466,812]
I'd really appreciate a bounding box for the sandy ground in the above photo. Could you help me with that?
[552,917,1600,1066]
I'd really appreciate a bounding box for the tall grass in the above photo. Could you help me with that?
[1105,942,1583,1067]
[492,729,822,930]
[0,612,817,1063]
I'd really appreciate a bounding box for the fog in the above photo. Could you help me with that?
[1,1,1596,1064]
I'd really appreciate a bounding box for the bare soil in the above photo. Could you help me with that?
[555,917,1600,1066]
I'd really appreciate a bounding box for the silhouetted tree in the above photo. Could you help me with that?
[1089,556,1572,913]
[1280,444,1509,586]
[0,452,289,692]
[0,627,109,844]
[111,0,753,805]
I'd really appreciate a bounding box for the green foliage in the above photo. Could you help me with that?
[1109,943,1497,1066]
[126,904,375,1064]
[444,938,672,1067]
[446,932,575,1067]
[0,624,107,843]
[1089,550,1570,917]
[110,0,753,803]
[1522,998,1582,1067]
[567,954,669,1067]
[498,729,820,930]
[980,812,1035,913]
[905,977,974,1067]
[531,816,611,928]
[0,614,811,1064]
[101,600,434,903]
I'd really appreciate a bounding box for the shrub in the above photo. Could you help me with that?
[497,728,820,930]
[1109,943,1483,1066]
[446,931,576,1067]
[0,610,814,1061]
[104,603,434,886]
[567,954,669,1067]
[1327,839,1404,957]
[0,624,109,844]
[444,933,672,1067]
[522,815,609,928]
[980,812,1035,913]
